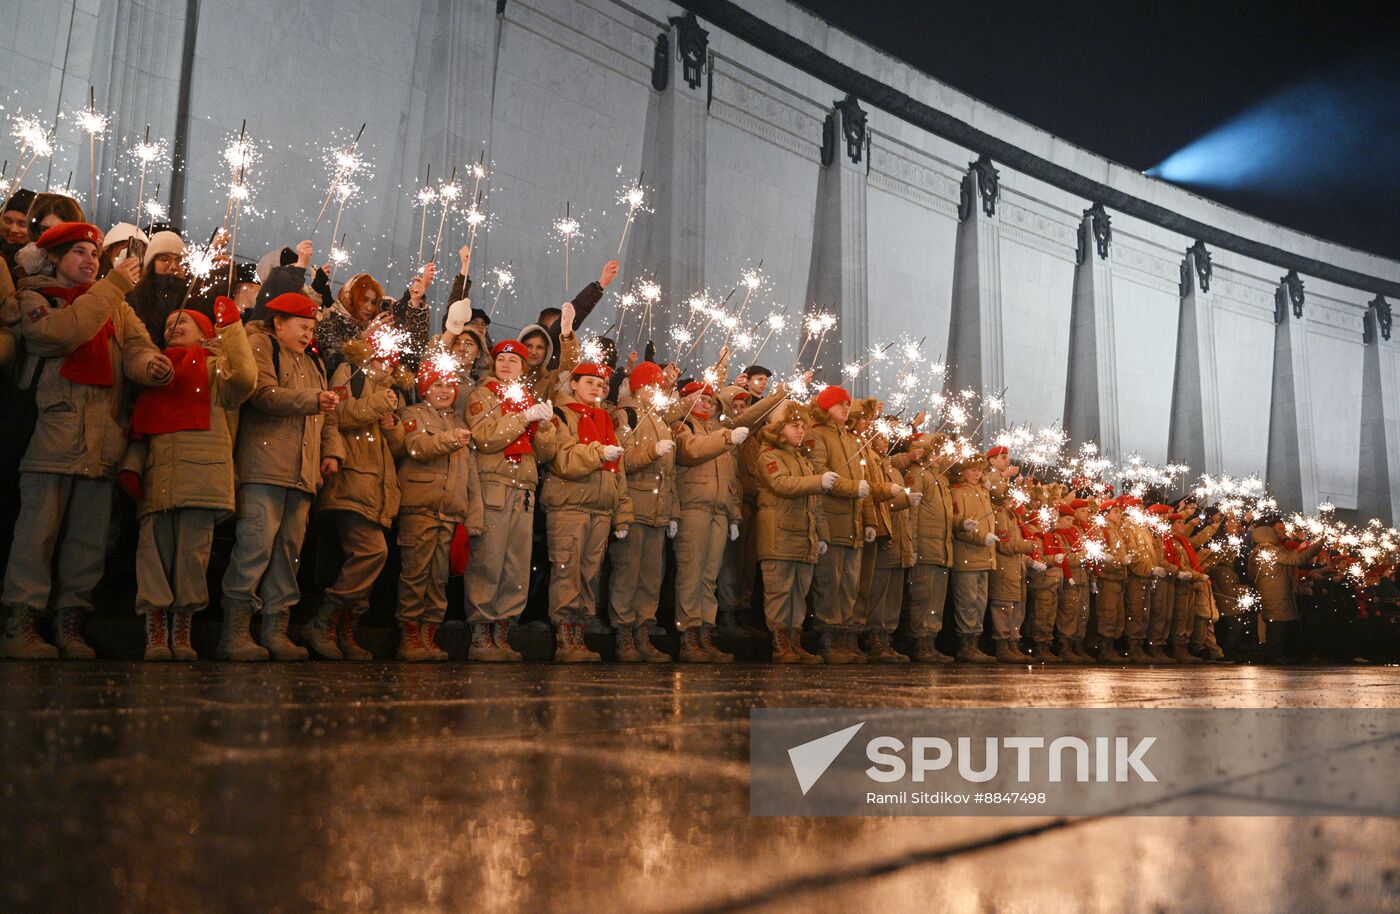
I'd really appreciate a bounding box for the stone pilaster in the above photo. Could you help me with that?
[1167,245,1223,473]
[804,95,869,392]
[947,155,1003,432]
[1064,203,1120,459]
[1265,271,1318,513]
[1357,297,1398,523]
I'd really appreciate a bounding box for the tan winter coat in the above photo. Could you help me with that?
[674,414,741,519]
[803,408,866,547]
[464,377,559,492]
[398,401,484,529]
[990,502,1038,602]
[234,322,346,494]
[316,362,406,527]
[873,456,914,568]
[1247,527,1323,622]
[906,463,955,567]
[949,480,997,571]
[613,393,677,527]
[122,318,257,518]
[754,442,829,563]
[1095,520,1131,581]
[12,270,166,478]
[541,394,634,525]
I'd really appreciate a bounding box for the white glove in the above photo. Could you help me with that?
[444,297,472,335]
[820,471,839,492]
[1151,567,1167,578]
[818,540,829,556]
[907,490,923,507]
[729,426,749,445]
[523,402,552,423]
[1177,570,1192,581]
[667,520,679,539]
[864,526,877,543]
[983,533,998,547]
[857,480,871,498]
[654,439,675,457]
[1031,560,1047,572]
[962,519,978,532]
[614,528,629,540]
[729,523,741,541]
[601,445,624,462]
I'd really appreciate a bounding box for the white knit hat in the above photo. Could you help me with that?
[102,222,148,252]
[143,230,185,269]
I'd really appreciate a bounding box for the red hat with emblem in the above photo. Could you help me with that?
[681,380,715,397]
[36,222,103,251]
[814,385,851,411]
[492,339,528,361]
[1069,498,1091,510]
[416,362,459,401]
[629,360,665,390]
[264,292,319,320]
[985,445,1009,458]
[571,361,612,380]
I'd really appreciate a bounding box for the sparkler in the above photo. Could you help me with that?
[794,310,836,369]
[615,171,647,256]
[464,191,486,253]
[554,201,580,295]
[326,179,358,274]
[750,310,788,362]
[128,126,166,223]
[6,113,54,202]
[639,279,661,345]
[312,123,366,236]
[75,87,108,213]
[488,262,515,315]
[219,121,259,232]
[679,286,737,365]
[841,341,896,379]
[414,163,434,264]
[429,166,460,264]
[328,233,349,281]
[721,261,764,351]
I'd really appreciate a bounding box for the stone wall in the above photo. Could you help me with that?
[2,0,1397,519]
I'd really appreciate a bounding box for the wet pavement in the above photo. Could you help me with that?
[2,662,1399,913]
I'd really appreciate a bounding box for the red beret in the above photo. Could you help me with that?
[417,363,459,401]
[173,309,215,340]
[36,222,103,251]
[264,293,319,320]
[985,445,1009,458]
[1057,504,1078,517]
[681,381,715,397]
[1069,498,1090,510]
[814,385,851,411]
[629,360,665,390]
[1119,495,1143,507]
[1147,504,1178,518]
[571,361,612,380]
[492,340,528,360]
[1099,497,1121,512]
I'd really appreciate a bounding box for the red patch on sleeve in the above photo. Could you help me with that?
[26,306,48,323]
[404,419,418,432]
[803,438,815,449]
[469,401,483,416]
[766,461,779,474]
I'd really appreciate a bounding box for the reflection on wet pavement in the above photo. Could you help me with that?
[2,663,1398,913]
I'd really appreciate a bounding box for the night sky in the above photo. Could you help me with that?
[788,0,1400,262]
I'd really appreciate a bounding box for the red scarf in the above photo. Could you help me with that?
[567,401,620,472]
[129,347,212,438]
[486,379,537,460]
[1164,532,1202,572]
[41,284,116,388]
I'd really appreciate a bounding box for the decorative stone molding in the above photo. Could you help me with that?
[833,94,866,165]
[668,11,709,90]
[958,154,999,221]
[1274,269,1305,323]
[1076,202,1111,264]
